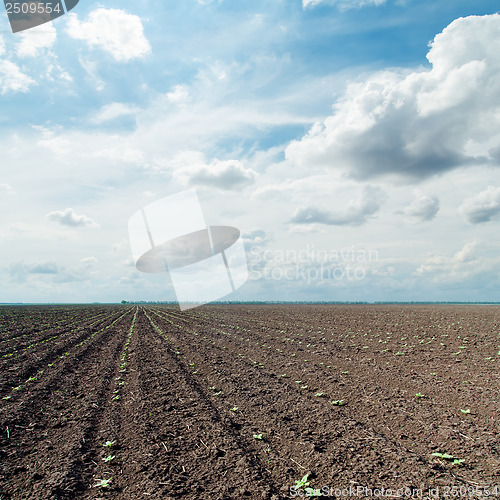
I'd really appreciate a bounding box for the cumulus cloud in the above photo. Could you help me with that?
[290,186,382,226]
[286,14,500,182]
[172,152,257,190]
[417,241,481,279]
[401,193,439,222]
[46,208,99,228]
[242,228,268,245]
[16,24,56,57]
[66,8,151,62]
[0,60,35,94]
[459,186,500,224]
[303,0,386,9]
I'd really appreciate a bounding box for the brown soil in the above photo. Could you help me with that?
[0,304,499,499]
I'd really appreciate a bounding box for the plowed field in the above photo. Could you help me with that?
[0,305,499,499]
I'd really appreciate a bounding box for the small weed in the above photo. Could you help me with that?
[102,455,115,463]
[460,409,471,414]
[103,440,116,448]
[415,393,425,398]
[253,433,263,440]
[230,407,239,412]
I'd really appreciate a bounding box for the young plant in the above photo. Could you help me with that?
[102,455,115,463]
[432,452,453,459]
[432,452,465,466]
[103,440,116,448]
[331,399,346,406]
[305,487,322,497]
[294,473,310,489]
[94,478,112,489]
[253,433,263,440]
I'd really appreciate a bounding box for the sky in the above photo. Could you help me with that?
[0,0,499,304]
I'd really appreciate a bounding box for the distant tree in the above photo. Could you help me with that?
[121,300,128,304]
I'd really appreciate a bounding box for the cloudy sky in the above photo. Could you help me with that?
[1,0,499,304]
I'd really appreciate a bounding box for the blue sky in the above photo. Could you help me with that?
[0,0,499,303]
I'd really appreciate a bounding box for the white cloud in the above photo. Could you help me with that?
[16,23,56,58]
[166,85,190,104]
[303,0,386,8]
[460,186,500,224]
[242,228,268,245]
[27,262,60,274]
[286,14,500,182]
[0,60,35,94]
[0,183,16,195]
[92,102,139,123]
[416,241,484,281]
[66,8,151,62]
[46,208,99,228]
[401,193,439,222]
[290,186,383,226]
[172,152,257,190]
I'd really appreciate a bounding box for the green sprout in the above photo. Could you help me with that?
[103,440,116,448]
[460,409,471,414]
[102,455,115,463]
[305,488,322,496]
[253,433,263,440]
[432,452,453,459]
[94,478,112,489]
[294,473,310,489]
[331,399,346,406]
[415,393,425,398]
[230,407,239,412]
